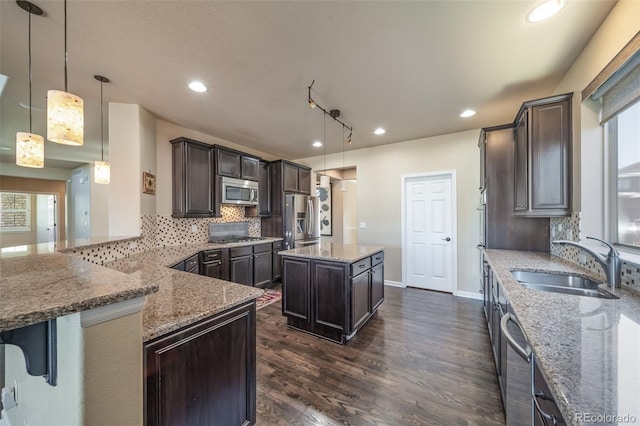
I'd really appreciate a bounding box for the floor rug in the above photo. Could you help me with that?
[256,289,282,310]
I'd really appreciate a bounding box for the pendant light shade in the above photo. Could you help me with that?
[94,161,110,184]
[16,0,44,168]
[47,90,83,145]
[16,132,44,168]
[47,0,83,146]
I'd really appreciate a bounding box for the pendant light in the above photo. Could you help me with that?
[94,75,110,184]
[47,0,83,146]
[320,113,330,188]
[16,0,44,169]
[339,126,347,192]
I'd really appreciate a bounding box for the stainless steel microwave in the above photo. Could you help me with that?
[221,176,259,206]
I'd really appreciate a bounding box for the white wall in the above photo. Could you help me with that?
[3,311,143,426]
[552,0,640,240]
[108,103,157,236]
[89,165,109,237]
[298,129,480,294]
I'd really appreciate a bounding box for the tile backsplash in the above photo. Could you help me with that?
[68,206,260,265]
[550,212,640,291]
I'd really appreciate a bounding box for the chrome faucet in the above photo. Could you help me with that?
[552,236,621,289]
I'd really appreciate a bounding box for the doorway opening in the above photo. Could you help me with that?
[0,191,58,248]
[401,171,457,293]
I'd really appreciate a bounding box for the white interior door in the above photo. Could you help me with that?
[404,174,454,292]
[36,194,56,243]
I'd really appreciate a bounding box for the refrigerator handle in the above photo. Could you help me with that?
[307,199,314,235]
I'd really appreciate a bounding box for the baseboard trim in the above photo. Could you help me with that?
[456,291,483,301]
[384,280,405,288]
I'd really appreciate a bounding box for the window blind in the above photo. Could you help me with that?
[593,49,640,124]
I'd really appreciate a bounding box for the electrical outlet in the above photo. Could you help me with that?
[359,222,366,229]
[191,225,198,234]
[129,242,138,250]
[578,254,587,265]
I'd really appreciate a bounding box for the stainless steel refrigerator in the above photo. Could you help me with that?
[283,193,320,250]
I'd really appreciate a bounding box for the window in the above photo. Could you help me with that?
[0,192,32,232]
[609,100,640,248]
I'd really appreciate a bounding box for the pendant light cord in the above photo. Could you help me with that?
[28,7,33,132]
[100,80,104,161]
[323,113,326,174]
[64,0,68,91]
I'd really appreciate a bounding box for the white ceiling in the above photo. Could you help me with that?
[0,0,616,170]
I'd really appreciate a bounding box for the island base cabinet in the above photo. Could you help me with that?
[282,251,384,344]
[145,302,256,426]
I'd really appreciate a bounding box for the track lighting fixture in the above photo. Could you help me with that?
[307,80,353,140]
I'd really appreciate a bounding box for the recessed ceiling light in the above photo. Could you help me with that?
[313,141,322,147]
[188,81,207,93]
[460,109,476,118]
[526,0,566,23]
[374,128,386,135]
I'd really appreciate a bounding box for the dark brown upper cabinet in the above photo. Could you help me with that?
[258,160,271,217]
[513,93,572,217]
[281,161,311,195]
[170,137,215,218]
[215,147,260,181]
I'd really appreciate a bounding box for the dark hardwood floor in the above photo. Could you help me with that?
[255,286,505,425]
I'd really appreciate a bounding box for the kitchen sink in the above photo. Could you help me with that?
[511,270,619,299]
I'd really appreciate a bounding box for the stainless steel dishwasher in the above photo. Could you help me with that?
[501,308,533,426]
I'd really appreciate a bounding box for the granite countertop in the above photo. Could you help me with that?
[0,249,157,332]
[104,241,277,342]
[1,238,281,337]
[279,243,385,263]
[484,249,640,425]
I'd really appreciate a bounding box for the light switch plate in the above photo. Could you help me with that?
[359,222,366,229]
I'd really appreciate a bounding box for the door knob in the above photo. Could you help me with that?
[442,237,451,242]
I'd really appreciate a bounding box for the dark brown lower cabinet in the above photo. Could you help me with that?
[282,251,384,344]
[533,360,566,425]
[145,302,256,426]
[350,271,370,330]
[371,262,384,311]
[230,255,253,286]
[282,257,310,321]
[202,261,222,279]
[253,251,272,288]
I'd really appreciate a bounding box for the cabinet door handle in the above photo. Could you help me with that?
[516,204,525,209]
[442,237,451,242]
[500,313,532,363]
[533,391,558,425]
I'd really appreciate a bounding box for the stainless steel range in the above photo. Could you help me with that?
[208,222,266,244]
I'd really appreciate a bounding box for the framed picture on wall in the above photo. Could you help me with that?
[316,184,332,236]
[143,172,156,195]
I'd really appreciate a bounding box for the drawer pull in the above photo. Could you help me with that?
[359,264,366,268]
[533,391,558,425]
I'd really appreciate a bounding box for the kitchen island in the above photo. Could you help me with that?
[483,249,640,425]
[279,243,384,344]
